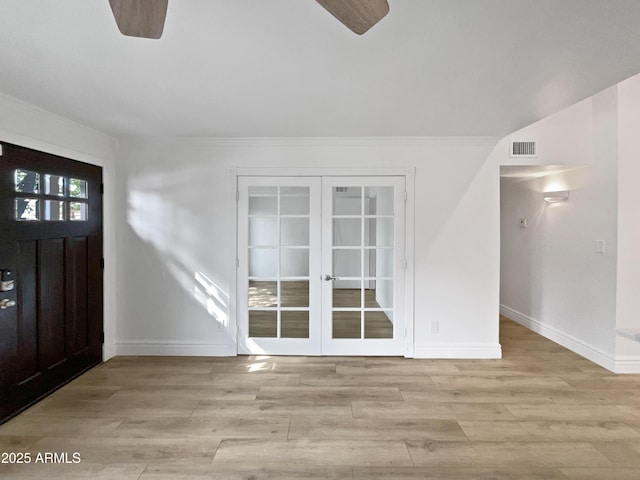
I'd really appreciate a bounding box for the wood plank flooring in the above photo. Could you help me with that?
[2,316,640,479]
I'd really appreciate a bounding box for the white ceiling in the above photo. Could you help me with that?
[1,0,640,138]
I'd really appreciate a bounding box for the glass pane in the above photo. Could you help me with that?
[364,218,394,247]
[249,281,277,308]
[281,248,309,277]
[281,187,310,215]
[281,311,309,338]
[44,200,65,221]
[333,284,361,308]
[249,217,278,246]
[15,170,39,194]
[70,202,88,221]
[333,249,361,278]
[249,196,277,215]
[364,311,393,339]
[15,198,39,221]
[45,174,65,196]
[372,249,394,278]
[332,311,361,339]
[367,279,393,309]
[249,310,277,338]
[249,248,277,277]
[333,219,361,246]
[249,186,277,195]
[333,188,361,215]
[281,281,309,307]
[281,218,309,246]
[69,178,88,198]
[365,187,394,216]
[363,249,375,278]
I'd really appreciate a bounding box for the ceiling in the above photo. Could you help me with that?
[1,0,640,138]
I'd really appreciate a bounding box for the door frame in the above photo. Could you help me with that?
[231,167,416,358]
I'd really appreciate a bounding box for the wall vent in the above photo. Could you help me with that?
[510,141,537,157]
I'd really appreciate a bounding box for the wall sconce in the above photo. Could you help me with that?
[543,190,569,203]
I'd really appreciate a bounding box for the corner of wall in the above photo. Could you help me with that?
[500,305,616,372]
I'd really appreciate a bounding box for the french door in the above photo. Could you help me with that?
[237,176,405,356]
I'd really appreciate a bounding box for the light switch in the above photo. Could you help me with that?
[596,240,605,254]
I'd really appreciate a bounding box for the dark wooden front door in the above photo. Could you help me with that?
[0,142,103,423]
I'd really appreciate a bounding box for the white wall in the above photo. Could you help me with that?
[114,137,501,358]
[501,97,594,168]
[615,75,640,366]
[500,87,620,368]
[0,93,118,360]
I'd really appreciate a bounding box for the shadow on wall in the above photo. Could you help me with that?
[126,166,229,329]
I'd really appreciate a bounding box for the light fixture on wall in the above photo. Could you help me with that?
[543,190,569,203]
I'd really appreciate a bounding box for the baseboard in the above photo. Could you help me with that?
[414,343,502,359]
[500,304,616,372]
[114,341,236,357]
[614,330,640,373]
[103,343,116,361]
[613,357,640,374]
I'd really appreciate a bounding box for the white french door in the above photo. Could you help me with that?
[321,177,405,355]
[238,177,322,355]
[237,176,405,356]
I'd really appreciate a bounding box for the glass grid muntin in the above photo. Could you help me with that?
[248,186,310,339]
[331,186,395,339]
[14,169,89,222]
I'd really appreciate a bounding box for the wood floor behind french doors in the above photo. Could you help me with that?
[237,176,405,356]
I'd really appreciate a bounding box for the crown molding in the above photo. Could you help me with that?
[119,135,500,148]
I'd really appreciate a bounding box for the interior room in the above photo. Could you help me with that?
[2,1,640,478]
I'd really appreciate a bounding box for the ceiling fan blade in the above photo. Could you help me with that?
[108,0,168,39]
[315,0,389,35]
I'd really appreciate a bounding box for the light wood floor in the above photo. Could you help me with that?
[2,316,640,479]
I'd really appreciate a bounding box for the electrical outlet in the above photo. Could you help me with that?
[596,240,605,254]
[431,321,439,334]
[519,218,527,228]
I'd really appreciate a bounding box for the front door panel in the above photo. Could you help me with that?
[0,142,103,423]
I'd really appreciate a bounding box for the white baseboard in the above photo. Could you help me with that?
[614,330,640,373]
[414,343,502,359]
[613,356,640,374]
[500,304,617,372]
[103,343,116,361]
[114,340,236,357]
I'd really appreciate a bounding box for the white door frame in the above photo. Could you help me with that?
[230,166,416,357]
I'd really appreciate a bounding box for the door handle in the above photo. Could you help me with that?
[324,274,338,281]
[0,299,16,309]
